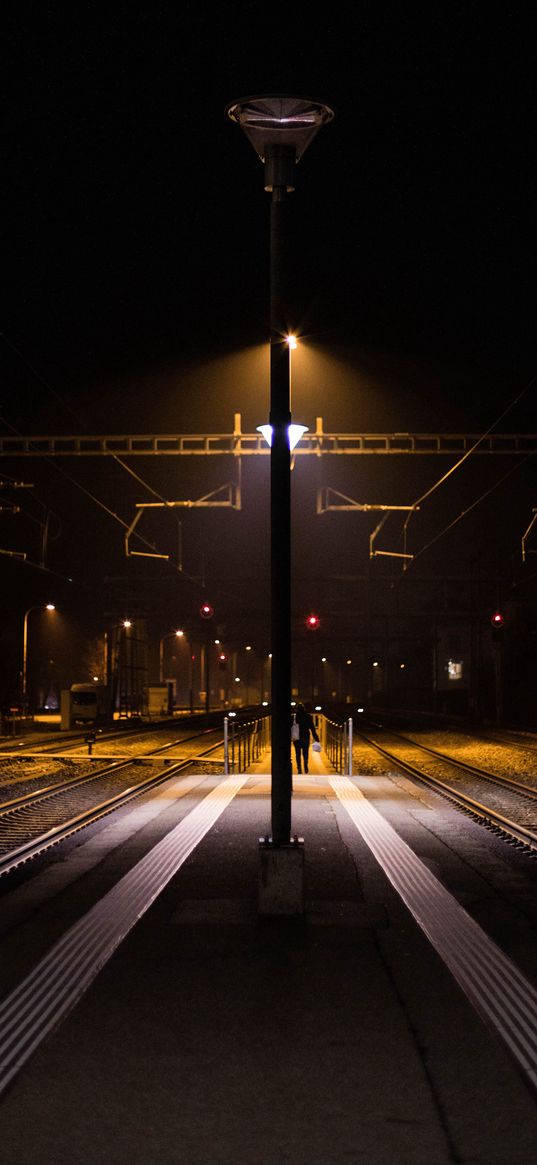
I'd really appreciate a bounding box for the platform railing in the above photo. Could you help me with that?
[224,712,271,773]
[322,714,353,775]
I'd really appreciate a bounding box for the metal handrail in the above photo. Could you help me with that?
[224,713,271,773]
[322,715,353,775]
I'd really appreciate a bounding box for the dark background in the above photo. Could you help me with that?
[2,3,535,706]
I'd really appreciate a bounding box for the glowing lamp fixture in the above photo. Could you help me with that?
[286,334,298,349]
[257,423,308,451]
[46,603,56,611]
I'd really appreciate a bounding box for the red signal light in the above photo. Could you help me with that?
[306,613,320,631]
[199,603,214,619]
[491,611,504,628]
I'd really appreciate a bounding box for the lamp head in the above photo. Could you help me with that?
[226,95,334,191]
[257,423,308,451]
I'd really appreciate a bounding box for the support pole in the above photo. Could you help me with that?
[269,160,293,846]
[224,716,229,775]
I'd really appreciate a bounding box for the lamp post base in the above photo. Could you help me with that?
[258,836,305,916]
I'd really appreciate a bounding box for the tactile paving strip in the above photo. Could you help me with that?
[331,775,537,1093]
[0,773,248,1095]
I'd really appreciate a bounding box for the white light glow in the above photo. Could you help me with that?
[257,424,308,451]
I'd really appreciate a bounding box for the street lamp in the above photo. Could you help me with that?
[159,629,194,713]
[21,603,55,708]
[227,94,333,847]
[258,335,308,452]
[159,629,184,683]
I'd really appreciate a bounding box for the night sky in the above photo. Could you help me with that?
[2,3,536,633]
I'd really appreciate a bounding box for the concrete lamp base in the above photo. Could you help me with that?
[258,836,305,916]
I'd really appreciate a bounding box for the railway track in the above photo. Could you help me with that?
[365,712,537,757]
[355,724,537,853]
[0,725,225,877]
[0,715,206,756]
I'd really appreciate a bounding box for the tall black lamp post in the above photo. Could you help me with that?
[226,96,333,847]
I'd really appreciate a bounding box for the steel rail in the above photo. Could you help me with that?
[468,728,537,757]
[355,731,537,852]
[0,718,209,756]
[0,722,169,754]
[365,723,537,799]
[0,736,225,878]
[364,715,537,759]
[0,727,223,815]
[0,758,193,877]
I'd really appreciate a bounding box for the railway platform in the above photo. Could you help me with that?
[1,743,537,1164]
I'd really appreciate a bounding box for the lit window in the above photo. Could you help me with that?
[447,660,463,681]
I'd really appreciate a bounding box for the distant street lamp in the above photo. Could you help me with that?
[227,94,333,845]
[161,629,193,708]
[159,629,184,683]
[21,603,55,708]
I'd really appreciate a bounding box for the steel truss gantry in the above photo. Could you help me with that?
[1,414,535,458]
[1,415,534,562]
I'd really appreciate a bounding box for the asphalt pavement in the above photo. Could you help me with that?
[1,748,537,1164]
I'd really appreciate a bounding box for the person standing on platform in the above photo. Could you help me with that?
[291,701,319,774]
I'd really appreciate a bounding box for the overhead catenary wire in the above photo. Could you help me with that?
[0,339,240,592]
[0,413,181,573]
[400,373,536,564]
[0,339,194,577]
[410,453,535,565]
